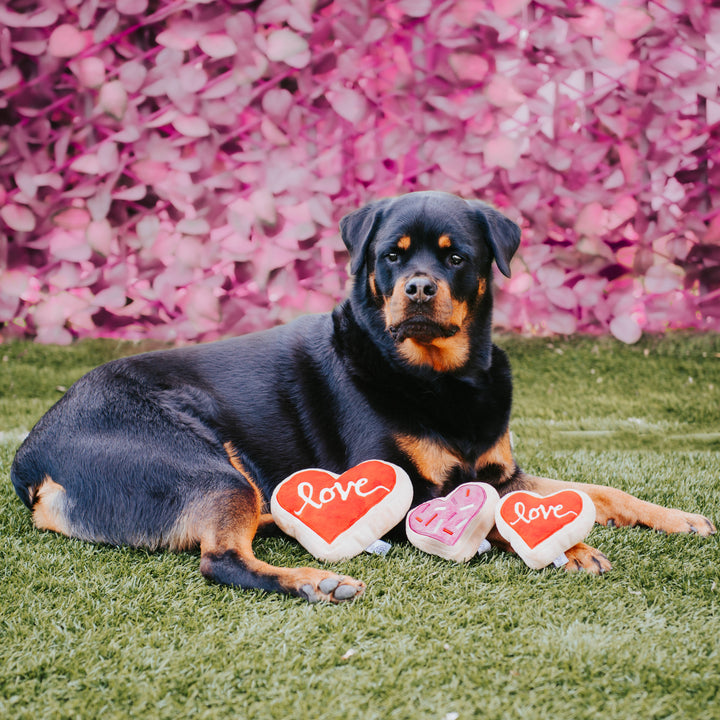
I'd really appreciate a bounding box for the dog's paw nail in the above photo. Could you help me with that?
[333,584,360,601]
[319,577,340,594]
[299,583,319,603]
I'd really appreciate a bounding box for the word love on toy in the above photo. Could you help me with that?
[494,490,596,569]
[406,482,499,562]
[271,460,413,562]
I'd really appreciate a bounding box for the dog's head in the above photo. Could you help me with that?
[340,191,520,373]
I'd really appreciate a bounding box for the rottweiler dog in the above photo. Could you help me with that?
[11,191,715,602]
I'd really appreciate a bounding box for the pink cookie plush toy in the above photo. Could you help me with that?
[271,460,413,562]
[494,490,596,569]
[406,482,499,562]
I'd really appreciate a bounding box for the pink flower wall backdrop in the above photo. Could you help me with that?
[1,0,719,344]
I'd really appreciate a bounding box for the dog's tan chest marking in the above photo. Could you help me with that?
[395,435,462,489]
[396,432,515,490]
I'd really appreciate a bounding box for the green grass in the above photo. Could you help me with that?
[1,333,719,720]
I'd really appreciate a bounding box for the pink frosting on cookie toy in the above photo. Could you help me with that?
[494,489,596,569]
[271,460,413,562]
[406,482,499,562]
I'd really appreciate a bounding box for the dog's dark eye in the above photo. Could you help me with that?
[448,253,464,266]
[386,252,399,263]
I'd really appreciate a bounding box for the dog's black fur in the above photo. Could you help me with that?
[11,191,714,602]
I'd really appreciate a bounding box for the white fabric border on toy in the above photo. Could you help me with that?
[406,482,499,562]
[494,489,596,570]
[270,461,413,562]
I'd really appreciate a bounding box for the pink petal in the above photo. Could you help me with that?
[250,189,277,226]
[569,6,605,37]
[72,57,105,87]
[483,136,518,169]
[490,0,530,19]
[601,30,633,64]
[547,286,577,310]
[94,286,128,309]
[48,24,89,58]
[117,0,148,14]
[485,76,525,108]
[575,202,607,237]
[71,154,102,174]
[609,315,642,344]
[449,53,489,83]
[198,33,238,59]
[397,0,433,17]
[607,196,638,229]
[177,218,210,235]
[98,81,128,120]
[87,220,113,255]
[172,115,210,137]
[326,87,368,124]
[614,7,653,40]
[262,88,293,119]
[644,265,684,294]
[266,29,309,64]
[119,61,147,93]
[112,185,146,201]
[53,207,91,230]
[0,66,21,91]
[0,6,58,27]
[156,28,198,51]
[48,231,92,262]
[0,204,36,232]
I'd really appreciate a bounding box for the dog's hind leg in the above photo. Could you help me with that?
[187,479,365,603]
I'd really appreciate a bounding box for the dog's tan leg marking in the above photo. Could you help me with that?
[475,429,515,482]
[200,445,365,602]
[32,476,71,536]
[524,475,716,537]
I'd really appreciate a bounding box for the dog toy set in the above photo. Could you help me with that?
[272,461,596,569]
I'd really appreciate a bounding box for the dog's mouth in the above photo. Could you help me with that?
[388,316,459,344]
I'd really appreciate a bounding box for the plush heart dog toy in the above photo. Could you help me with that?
[406,482,499,562]
[271,460,413,562]
[494,490,596,569]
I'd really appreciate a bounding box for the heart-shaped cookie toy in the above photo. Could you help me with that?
[271,460,413,562]
[494,490,596,569]
[406,482,499,562]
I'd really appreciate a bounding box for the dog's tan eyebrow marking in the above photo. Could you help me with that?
[397,235,411,250]
[438,234,452,249]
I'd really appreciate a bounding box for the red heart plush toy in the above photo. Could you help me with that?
[271,460,413,562]
[406,482,499,562]
[494,489,596,569]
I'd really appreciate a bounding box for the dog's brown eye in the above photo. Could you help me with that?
[449,253,464,266]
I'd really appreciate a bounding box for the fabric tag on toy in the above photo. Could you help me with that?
[364,539,392,556]
[494,489,596,570]
[271,460,413,562]
[406,482,499,562]
[552,553,569,568]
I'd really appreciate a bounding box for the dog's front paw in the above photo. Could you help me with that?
[655,510,716,537]
[564,542,612,575]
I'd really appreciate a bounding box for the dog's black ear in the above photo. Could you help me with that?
[340,198,393,275]
[467,200,521,278]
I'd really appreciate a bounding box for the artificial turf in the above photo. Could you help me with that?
[1,333,719,719]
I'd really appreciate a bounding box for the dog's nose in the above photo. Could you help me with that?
[404,276,437,303]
